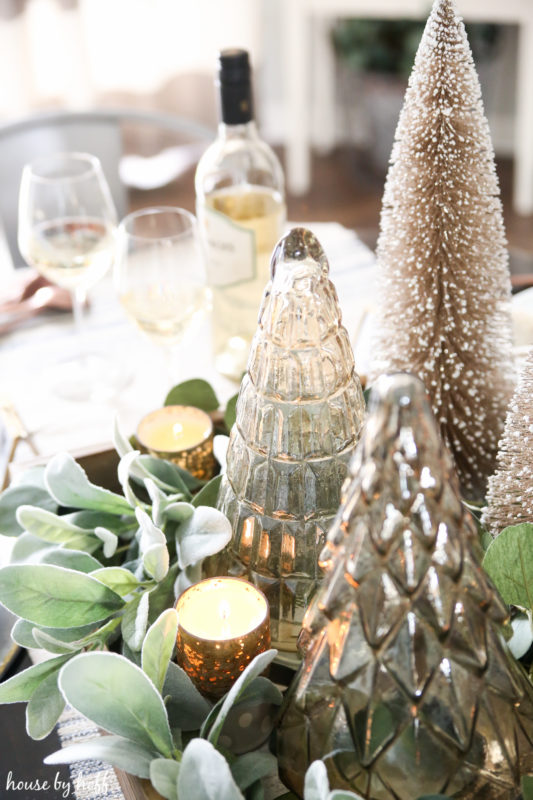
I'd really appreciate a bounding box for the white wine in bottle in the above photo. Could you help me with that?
[195,49,286,380]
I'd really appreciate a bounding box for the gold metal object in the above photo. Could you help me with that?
[136,405,215,481]
[176,577,270,698]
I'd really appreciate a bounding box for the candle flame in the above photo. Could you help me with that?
[172,422,183,437]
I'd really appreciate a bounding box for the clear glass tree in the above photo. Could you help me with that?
[215,227,365,655]
[277,373,533,799]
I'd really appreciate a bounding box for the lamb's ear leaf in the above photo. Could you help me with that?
[45,452,132,514]
[26,671,65,740]
[162,661,211,731]
[0,485,57,536]
[0,564,124,628]
[177,739,244,800]
[304,760,330,800]
[45,735,156,779]
[0,654,71,703]
[141,609,178,693]
[58,652,174,757]
[149,758,180,800]
[230,752,277,792]
[175,506,231,569]
[191,475,223,509]
[207,650,278,746]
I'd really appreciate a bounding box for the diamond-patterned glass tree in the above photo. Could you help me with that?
[215,227,365,654]
[277,374,533,799]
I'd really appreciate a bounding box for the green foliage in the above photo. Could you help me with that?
[141,609,178,693]
[150,758,181,800]
[46,735,156,779]
[482,524,533,609]
[0,564,124,627]
[192,474,223,509]
[0,484,57,536]
[58,652,175,757]
[45,452,133,515]
[0,654,70,703]
[0,382,293,800]
[165,378,220,412]
[332,18,500,78]
[26,671,66,740]
[204,650,278,747]
[522,775,533,800]
[224,393,239,431]
[178,739,244,800]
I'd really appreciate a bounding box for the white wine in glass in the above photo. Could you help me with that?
[18,152,121,400]
[115,207,211,383]
[23,217,115,291]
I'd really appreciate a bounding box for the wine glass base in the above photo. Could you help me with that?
[48,352,132,402]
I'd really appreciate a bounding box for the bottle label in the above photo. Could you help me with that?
[198,205,256,288]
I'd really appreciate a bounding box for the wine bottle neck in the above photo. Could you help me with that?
[218,121,259,141]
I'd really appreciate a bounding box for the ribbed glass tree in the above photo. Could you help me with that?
[216,227,365,654]
[371,0,514,502]
[277,374,533,799]
[483,348,533,536]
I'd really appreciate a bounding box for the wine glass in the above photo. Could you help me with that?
[114,207,211,386]
[17,152,120,400]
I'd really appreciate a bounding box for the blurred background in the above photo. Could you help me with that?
[0,0,531,264]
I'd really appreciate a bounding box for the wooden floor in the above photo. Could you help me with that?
[130,145,533,274]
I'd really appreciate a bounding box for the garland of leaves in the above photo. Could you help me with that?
[0,378,532,800]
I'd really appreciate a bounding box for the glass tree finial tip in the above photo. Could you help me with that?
[270,227,329,278]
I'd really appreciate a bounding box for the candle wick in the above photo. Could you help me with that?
[219,600,230,621]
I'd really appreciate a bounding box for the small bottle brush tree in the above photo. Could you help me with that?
[371,0,514,502]
[482,349,533,535]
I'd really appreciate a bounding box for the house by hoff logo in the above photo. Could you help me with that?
[5,770,110,798]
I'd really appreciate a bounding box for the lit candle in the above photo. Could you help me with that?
[176,577,270,698]
[136,405,215,480]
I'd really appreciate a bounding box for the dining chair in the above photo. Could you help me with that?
[0,108,214,272]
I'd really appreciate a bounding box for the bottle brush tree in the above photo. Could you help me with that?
[482,349,533,535]
[371,0,514,502]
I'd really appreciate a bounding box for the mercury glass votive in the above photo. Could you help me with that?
[136,405,215,480]
[277,374,533,799]
[176,577,270,698]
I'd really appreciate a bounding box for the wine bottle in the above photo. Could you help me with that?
[195,49,286,380]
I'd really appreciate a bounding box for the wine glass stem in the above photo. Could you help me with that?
[72,286,88,364]
[163,342,182,390]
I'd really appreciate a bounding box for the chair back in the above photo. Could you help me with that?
[0,109,213,270]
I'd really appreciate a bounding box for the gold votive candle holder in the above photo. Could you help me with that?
[176,577,270,699]
[136,405,215,480]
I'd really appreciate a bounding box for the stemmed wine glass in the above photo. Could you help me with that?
[18,152,120,400]
[114,207,211,386]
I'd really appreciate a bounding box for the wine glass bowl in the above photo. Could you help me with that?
[115,207,210,363]
[18,152,117,293]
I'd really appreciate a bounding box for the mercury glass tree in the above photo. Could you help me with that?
[482,348,533,536]
[215,227,365,655]
[370,0,513,502]
[277,374,533,799]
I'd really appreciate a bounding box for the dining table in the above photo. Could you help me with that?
[0,217,532,800]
